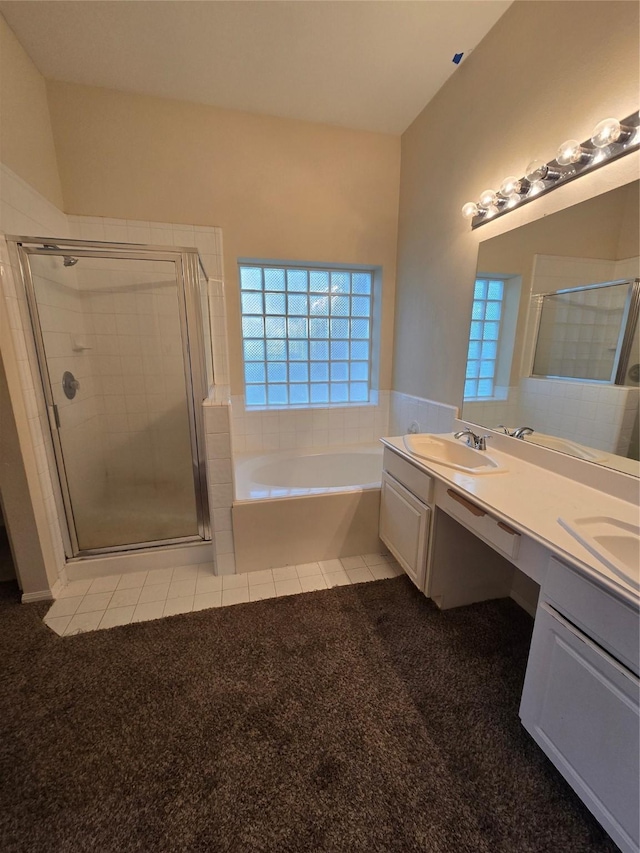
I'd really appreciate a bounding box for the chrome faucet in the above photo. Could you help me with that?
[454,428,491,451]
[512,426,534,439]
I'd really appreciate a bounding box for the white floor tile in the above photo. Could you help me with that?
[299,574,327,592]
[138,582,170,604]
[144,568,173,585]
[116,571,148,590]
[272,565,298,581]
[318,559,343,574]
[370,563,403,580]
[65,611,104,635]
[346,567,375,584]
[193,591,222,611]
[46,596,84,619]
[108,587,142,608]
[249,582,277,601]
[247,569,274,586]
[163,596,194,617]
[44,615,73,635]
[195,575,223,594]
[341,556,366,570]
[222,574,248,590]
[172,564,200,580]
[323,570,352,588]
[132,600,166,623]
[275,578,302,597]
[296,562,321,577]
[167,579,197,600]
[57,580,93,599]
[221,587,250,606]
[197,562,216,577]
[99,606,135,629]
[76,592,114,613]
[87,575,121,594]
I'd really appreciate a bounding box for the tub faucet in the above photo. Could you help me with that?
[512,426,534,439]
[454,428,490,451]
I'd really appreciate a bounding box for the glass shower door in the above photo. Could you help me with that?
[26,249,203,553]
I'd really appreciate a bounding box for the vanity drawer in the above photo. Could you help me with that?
[439,487,521,560]
[543,557,639,675]
[383,447,433,505]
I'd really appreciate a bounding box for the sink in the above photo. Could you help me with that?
[558,516,640,591]
[403,433,507,474]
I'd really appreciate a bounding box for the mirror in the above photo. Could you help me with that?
[461,181,639,476]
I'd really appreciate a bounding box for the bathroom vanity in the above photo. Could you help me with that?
[379,435,639,853]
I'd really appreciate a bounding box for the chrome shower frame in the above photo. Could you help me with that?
[9,236,212,558]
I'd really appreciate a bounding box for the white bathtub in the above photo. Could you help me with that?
[232,443,383,572]
[234,443,383,500]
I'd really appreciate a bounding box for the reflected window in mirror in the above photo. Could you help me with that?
[464,275,521,402]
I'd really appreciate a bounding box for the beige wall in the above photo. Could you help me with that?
[0,14,63,209]
[45,81,401,393]
[395,0,640,407]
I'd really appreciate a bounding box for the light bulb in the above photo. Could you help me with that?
[591,118,621,147]
[461,202,479,220]
[528,180,546,196]
[484,203,499,218]
[499,176,520,197]
[591,117,634,148]
[479,189,498,208]
[525,160,548,181]
[557,139,590,166]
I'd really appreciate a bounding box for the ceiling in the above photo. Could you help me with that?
[0,1,511,135]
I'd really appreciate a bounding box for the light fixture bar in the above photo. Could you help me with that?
[465,110,639,229]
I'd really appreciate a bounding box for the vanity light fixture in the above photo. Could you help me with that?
[462,110,639,228]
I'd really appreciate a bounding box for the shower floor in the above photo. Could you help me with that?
[74,481,199,551]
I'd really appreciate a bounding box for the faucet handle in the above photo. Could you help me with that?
[477,434,491,451]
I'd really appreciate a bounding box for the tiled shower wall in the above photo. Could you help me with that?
[0,162,226,583]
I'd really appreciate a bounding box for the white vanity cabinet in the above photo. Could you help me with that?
[380,449,433,590]
[520,558,640,853]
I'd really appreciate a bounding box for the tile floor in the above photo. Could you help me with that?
[44,553,403,637]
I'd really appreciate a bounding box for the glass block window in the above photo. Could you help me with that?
[464,278,505,399]
[240,264,374,406]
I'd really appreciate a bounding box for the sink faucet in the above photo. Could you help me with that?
[512,426,534,439]
[454,428,491,451]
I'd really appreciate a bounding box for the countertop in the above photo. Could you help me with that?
[381,436,640,606]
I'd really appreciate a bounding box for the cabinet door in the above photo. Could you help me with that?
[380,472,430,590]
[521,603,640,853]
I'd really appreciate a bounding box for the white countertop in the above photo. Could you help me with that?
[381,436,640,606]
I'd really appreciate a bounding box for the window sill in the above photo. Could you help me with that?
[244,391,380,412]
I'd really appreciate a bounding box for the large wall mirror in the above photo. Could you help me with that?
[461,180,639,477]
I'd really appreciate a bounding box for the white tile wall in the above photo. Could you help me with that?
[203,399,235,574]
[230,392,391,453]
[388,391,458,437]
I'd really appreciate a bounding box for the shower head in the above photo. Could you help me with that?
[63,256,78,267]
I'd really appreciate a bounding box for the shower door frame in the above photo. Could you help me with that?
[10,236,212,558]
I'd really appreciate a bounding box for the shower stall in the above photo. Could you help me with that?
[10,237,212,558]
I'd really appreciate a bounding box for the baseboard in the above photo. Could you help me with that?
[21,588,54,603]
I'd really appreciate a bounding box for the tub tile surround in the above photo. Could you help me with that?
[0,162,229,595]
[230,392,391,453]
[44,551,402,636]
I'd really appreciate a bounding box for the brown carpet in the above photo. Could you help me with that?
[0,577,616,853]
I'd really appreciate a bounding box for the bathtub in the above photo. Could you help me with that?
[232,443,383,572]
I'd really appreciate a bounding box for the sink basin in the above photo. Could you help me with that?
[403,433,507,475]
[558,516,640,591]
